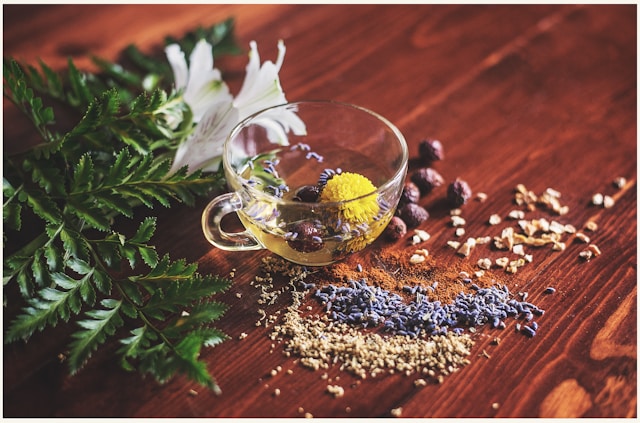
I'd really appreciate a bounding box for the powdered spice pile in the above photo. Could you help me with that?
[323,248,500,305]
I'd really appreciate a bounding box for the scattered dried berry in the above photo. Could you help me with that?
[384,216,407,240]
[398,203,429,228]
[411,168,444,195]
[293,185,320,202]
[287,221,324,252]
[418,139,444,164]
[399,181,421,205]
[447,178,472,208]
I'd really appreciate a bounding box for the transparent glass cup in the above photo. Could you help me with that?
[202,100,408,266]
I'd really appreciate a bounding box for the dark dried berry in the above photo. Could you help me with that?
[410,168,444,195]
[287,221,324,252]
[398,203,429,228]
[293,185,320,202]
[418,139,444,164]
[447,178,472,208]
[399,181,421,205]
[384,216,407,241]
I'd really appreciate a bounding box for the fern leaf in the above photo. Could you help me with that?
[119,280,144,306]
[93,190,134,218]
[137,332,219,393]
[67,58,94,109]
[91,56,142,88]
[67,196,112,232]
[162,301,228,338]
[130,217,156,243]
[71,153,94,193]
[3,203,22,231]
[141,274,231,320]
[30,250,50,287]
[68,299,124,374]
[138,246,159,268]
[5,286,74,342]
[25,158,66,196]
[103,149,132,186]
[140,254,198,280]
[24,189,62,224]
[117,326,154,370]
[60,226,90,263]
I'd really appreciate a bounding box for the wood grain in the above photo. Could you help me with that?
[3,4,636,418]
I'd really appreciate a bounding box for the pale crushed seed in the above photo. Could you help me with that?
[447,240,461,250]
[414,229,431,242]
[592,193,604,206]
[603,195,615,209]
[477,258,492,270]
[410,253,427,264]
[414,378,428,387]
[575,232,590,243]
[326,384,345,398]
[585,221,598,231]
[614,177,627,189]
[489,214,502,225]
[451,215,466,227]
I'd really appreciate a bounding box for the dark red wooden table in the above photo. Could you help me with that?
[3,4,636,418]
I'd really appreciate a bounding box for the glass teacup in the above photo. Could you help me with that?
[202,100,408,266]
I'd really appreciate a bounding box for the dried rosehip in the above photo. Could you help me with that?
[293,185,320,202]
[384,216,407,241]
[399,181,421,205]
[410,168,444,195]
[418,139,444,164]
[398,203,429,228]
[287,221,324,252]
[447,178,472,208]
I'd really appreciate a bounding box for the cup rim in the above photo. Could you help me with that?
[223,100,409,207]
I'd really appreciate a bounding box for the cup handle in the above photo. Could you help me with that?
[201,192,263,251]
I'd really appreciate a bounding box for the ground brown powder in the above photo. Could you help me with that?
[313,246,501,304]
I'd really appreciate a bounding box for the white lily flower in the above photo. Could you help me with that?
[165,39,232,123]
[168,39,306,174]
[171,98,239,173]
[233,40,306,144]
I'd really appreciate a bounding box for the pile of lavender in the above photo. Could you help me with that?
[313,278,547,338]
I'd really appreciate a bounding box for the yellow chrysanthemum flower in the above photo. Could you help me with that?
[319,172,379,224]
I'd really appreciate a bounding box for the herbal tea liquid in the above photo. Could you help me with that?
[236,145,396,265]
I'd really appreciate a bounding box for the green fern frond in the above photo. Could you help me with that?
[3,17,241,393]
[68,298,124,373]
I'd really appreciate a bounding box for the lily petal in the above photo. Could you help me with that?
[165,44,188,90]
[183,40,232,122]
[170,98,239,174]
[233,40,289,120]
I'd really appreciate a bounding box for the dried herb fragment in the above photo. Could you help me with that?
[398,203,429,228]
[447,178,472,208]
[411,168,444,195]
[384,216,407,240]
[293,185,320,202]
[287,221,324,252]
[418,138,444,164]
[400,181,421,205]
